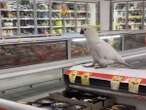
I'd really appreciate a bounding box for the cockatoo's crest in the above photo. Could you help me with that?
[84,25,100,43]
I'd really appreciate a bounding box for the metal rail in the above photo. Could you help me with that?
[0,30,146,45]
[69,84,146,100]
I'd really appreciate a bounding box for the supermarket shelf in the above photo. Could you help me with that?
[20,18,34,20]
[0,1,92,37]
[128,23,141,25]
[65,25,76,27]
[63,18,76,20]
[52,18,63,20]
[52,26,63,28]
[0,9,17,11]
[114,10,127,12]
[2,27,18,29]
[37,26,50,28]
[52,10,60,12]
[67,10,75,13]
[19,9,34,12]
[37,18,50,20]
[20,26,34,28]
[36,10,49,12]
[128,16,142,19]
[129,9,142,11]
[77,18,87,20]
[1,18,17,20]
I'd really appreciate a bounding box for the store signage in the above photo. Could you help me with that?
[69,71,78,83]
[81,72,90,86]
[111,75,124,90]
[128,78,142,93]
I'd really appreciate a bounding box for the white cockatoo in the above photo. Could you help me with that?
[84,25,129,68]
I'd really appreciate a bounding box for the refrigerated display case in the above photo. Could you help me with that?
[128,1,143,30]
[124,33,146,50]
[0,41,67,69]
[112,2,127,30]
[112,1,144,30]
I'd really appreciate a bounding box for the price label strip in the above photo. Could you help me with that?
[111,75,124,90]
[81,72,90,86]
[69,71,78,83]
[128,78,142,93]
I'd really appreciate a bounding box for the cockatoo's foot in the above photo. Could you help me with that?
[94,65,108,69]
[83,62,95,68]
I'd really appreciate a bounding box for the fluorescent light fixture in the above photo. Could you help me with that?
[101,35,121,40]
[72,35,121,42]
[72,38,86,42]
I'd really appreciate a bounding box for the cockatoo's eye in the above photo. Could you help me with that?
[80,28,86,34]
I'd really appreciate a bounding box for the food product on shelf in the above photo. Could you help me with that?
[37,3,48,10]
[60,4,69,16]
[37,12,49,18]
[19,0,33,9]
[2,29,17,37]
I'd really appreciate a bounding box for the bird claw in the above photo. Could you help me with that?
[94,65,107,69]
[83,62,95,68]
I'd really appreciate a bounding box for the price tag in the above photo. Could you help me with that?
[81,72,90,86]
[128,78,142,93]
[111,76,124,90]
[69,71,78,83]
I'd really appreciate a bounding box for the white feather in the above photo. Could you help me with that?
[85,26,126,67]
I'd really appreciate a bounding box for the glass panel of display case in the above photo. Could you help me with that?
[76,3,88,32]
[51,1,63,35]
[102,35,122,51]
[36,0,51,35]
[0,0,18,37]
[62,2,76,33]
[124,33,146,50]
[0,41,67,69]
[18,0,35,35]
[128,1,143,30]
[71,38,89,58]
[144,1,146,29]
[112,2,127,30]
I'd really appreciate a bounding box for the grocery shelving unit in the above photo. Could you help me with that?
[112,0,145,30]
[0,0,97,38]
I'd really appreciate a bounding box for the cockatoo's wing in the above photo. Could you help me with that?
[96,40,125,64]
